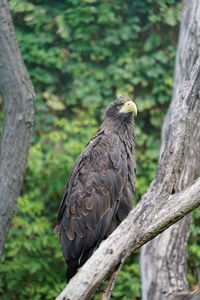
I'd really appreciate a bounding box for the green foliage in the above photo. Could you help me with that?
[187,209,200,289]
[0,195,65,300]
[1,0,199,299]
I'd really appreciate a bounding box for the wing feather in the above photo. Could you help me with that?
[56,131,134,265]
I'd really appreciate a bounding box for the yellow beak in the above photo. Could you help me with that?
[120,101,137,116]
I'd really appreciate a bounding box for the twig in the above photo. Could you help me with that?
[100,263,122,300]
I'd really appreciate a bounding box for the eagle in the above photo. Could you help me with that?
[54,96,137,281]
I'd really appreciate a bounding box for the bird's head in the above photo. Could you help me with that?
[105,96,137,121]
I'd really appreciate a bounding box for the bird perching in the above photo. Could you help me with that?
[54,96,137,281]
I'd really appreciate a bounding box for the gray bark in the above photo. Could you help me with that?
[0,0,35,258]
[141,1,200,299]
[55,57,200,300]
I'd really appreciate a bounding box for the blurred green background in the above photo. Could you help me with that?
[0,0,199,299]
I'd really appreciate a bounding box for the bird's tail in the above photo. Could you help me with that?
[66,244,98,282]
[66,258,79,282]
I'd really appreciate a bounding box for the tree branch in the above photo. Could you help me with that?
[100,263,122,300]
[56,178,200,300]
[141,1,200,298]
[0,0,35,258]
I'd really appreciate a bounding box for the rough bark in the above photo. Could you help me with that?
[0,0,35,258]
[141,1,200,299]
[55,57,200,299]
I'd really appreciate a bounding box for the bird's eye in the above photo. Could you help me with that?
[117,104,123,109]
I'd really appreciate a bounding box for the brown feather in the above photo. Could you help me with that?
[55,96,136,282]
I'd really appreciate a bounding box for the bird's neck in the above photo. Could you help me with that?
[100,116,135,142]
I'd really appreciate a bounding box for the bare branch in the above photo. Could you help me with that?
[56,178,200,300]
[100,263,122,300]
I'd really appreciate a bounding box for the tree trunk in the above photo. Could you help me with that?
[0,0,35,259]
[140,1,200,299]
